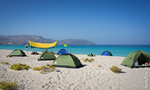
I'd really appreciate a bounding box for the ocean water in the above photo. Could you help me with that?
[0,45,150,57]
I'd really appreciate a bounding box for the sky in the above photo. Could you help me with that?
[0,0,150,45]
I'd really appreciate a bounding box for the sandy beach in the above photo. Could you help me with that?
[0,49,149,90]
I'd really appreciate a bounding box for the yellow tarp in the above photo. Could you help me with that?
[28,40,57,49]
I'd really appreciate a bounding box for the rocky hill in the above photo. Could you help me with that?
[0,35,95,45]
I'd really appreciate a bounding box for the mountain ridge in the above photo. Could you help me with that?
[0,35,95,45]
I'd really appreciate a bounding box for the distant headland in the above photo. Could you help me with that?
[0,35,95,45]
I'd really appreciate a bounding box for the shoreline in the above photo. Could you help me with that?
[0,49,126,58]
[1,45,150,57]
[0,49,149,90]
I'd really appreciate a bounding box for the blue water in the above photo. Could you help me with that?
[0,45,150,57]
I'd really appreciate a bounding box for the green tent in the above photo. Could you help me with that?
[38,51,56,61]
[52,54,83,68]
[10,49,26,56]
[121,50,150,68]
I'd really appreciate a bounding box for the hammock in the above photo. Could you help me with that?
[28,40,57,49]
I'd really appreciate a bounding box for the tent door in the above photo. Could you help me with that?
[134,59,139,66]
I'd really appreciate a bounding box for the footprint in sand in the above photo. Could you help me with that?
[49,77,52,80]
[3,68,7,73]
[57,75,60,80]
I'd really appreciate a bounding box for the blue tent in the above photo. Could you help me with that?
[57,48,70,55]
[101,51,113,56]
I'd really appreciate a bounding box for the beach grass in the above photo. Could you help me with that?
[110,66,122,73]
[0,81,17,90]
[83,58,94,62]
[10,63,30,70]
[1,62,9,65]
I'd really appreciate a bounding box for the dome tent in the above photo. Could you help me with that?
[121,50,150,68]
[101,51,113,56]
[52,54,83,68]
[38,51,56,61]
[10,49,26,56]
[57,48,70,55]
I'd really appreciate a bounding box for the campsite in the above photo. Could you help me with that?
[0,47,150,90]
[1,0,150,89]
[0,41,150,90]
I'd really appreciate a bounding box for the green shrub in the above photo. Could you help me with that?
[110,66,122,73]
[10,63,30,70]
[39,65,55,71]
[90,58,94,60]
[40,70,44,74]
[83,58,94,62]
[1,62,9,65]
[40,65,45,70]
[38,65,55,74]
[47,65,55,70]
[32,67,40,71]
[0,81,17,90]
[83,58,88,62]
[22,65,30,70]
[32,65,55,74]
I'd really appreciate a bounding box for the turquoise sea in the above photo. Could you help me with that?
[0,45,150,57]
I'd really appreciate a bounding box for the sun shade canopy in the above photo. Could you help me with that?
[28,40,57,49]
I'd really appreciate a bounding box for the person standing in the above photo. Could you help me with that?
[25,43,28,52]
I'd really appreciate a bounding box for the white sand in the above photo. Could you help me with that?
[0,49,150,90]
